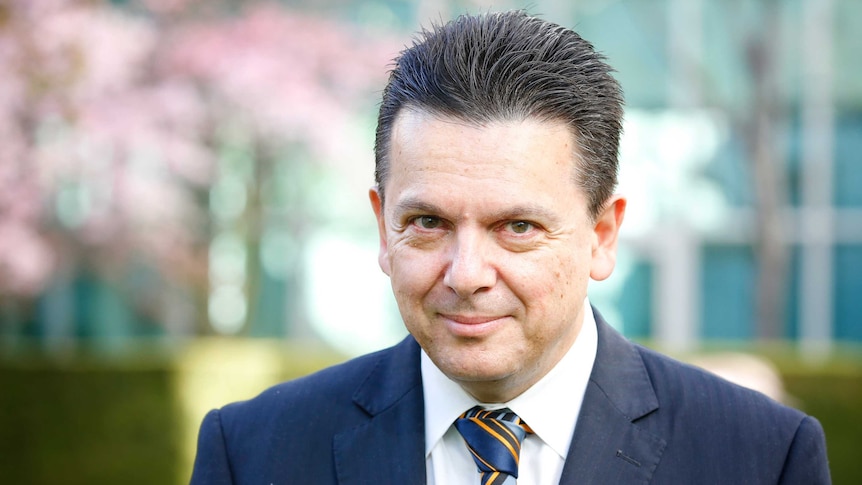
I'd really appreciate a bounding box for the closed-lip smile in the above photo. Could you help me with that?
[439,314,509,338]
[440,314,504,325]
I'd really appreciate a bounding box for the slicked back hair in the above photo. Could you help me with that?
[374,10,624,220]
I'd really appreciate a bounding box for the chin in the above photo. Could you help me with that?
[437,355,515,383]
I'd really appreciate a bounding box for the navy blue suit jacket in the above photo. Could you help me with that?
[190,310,830,484]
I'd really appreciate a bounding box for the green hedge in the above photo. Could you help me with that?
[784,370,862,485]
[0,363,180,484]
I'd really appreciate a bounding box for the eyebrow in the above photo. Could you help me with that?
[391,197,443,219]
[490,206,561,225]
[392,195,560,225]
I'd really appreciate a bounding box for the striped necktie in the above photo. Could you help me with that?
[454,406,531,485]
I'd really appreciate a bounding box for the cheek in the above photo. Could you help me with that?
[514,251,588,315]
[526,250,579,289]
[388,246,442,298]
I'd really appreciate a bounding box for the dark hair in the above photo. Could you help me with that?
[374,10,624,219]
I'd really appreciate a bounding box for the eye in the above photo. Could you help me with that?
[414,215,442,229]
[507,221,534,234]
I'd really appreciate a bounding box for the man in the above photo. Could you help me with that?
[191,11,830,484]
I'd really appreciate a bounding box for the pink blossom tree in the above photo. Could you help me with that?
[0,0,398,336]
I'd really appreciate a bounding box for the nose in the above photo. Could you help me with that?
[443,229,497,297]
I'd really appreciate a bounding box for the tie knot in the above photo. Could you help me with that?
[455,406,530,483]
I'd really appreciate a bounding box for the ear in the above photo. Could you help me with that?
[369,187,391,276]
[590,194,626,281]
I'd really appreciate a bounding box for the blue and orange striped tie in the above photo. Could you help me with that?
[455,406,531,485]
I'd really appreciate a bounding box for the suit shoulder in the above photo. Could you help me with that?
[193,337,424,482]
[635,344,806,424]
[633,345,830,482]
[214,336,419,430]
[222,344,391,415]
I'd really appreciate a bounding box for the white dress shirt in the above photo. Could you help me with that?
[422,299,599,485]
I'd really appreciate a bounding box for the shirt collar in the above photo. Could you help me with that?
[421,298,599,459]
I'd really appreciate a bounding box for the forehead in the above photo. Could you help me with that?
[388,108,577,170]
[385,110,588,216]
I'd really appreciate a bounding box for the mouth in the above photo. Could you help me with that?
[438,313,509,337]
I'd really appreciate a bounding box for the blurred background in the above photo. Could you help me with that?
[0,0,859,483]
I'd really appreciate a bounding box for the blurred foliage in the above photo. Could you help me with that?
[0,363,180,484]
[0,0,399,337]
[0,341,348,484]
[782,363,862,485]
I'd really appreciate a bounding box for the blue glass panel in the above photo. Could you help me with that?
[835,245,862,341]
[618,262,652,339]
[834,115,862,208]
[701,246,755,340]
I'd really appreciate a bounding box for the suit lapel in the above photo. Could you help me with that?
[333,337,426,485]
[559,310,667,484]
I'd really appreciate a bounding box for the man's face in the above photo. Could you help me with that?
[370,109,624,402]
